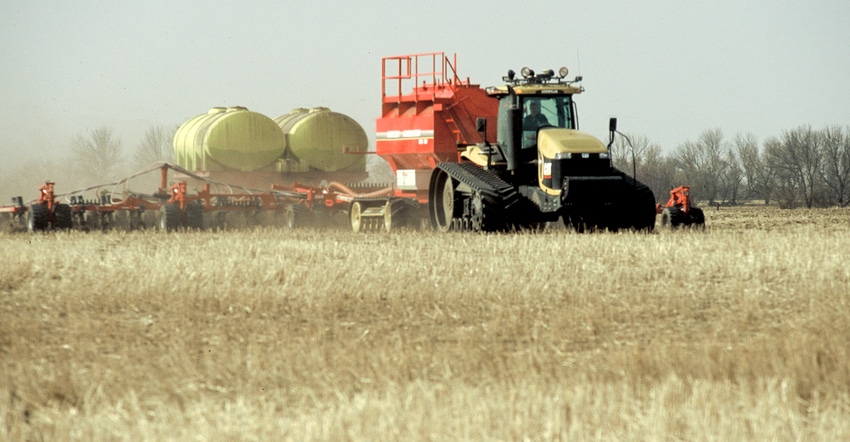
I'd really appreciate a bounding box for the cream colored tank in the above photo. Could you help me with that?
[274,107,367,172]
[173,107,285,172]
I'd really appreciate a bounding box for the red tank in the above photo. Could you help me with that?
[376,52,497,202]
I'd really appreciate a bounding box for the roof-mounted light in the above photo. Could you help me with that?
[521,67,534,78]
[559,67,569,78]
[502,69,516,82]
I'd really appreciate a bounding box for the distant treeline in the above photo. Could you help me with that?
[612,125,850,208]
[3,124,848,209]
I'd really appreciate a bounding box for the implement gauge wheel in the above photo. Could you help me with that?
[285,204,309,230]
[159,203,181,232]
[349,201,364,233]
[53,204,73,230]
[184,202,204,230]
[688,207,706,230]
[27,204,49,232]
[659,207,684,230]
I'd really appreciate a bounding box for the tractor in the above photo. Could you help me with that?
[355,52,657,233]
[427,66,657,232]
[657,185,705,229]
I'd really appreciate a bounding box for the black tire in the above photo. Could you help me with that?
[688,207,705,229]
[159,204,181,232]
[285,204,309,230]
[659,207,684,229]
[27,204,50,232]
[53,204,73,230]
[184,202,204,230]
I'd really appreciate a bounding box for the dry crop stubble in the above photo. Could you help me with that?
[1,206,849,440]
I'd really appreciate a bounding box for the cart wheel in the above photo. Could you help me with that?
[350,202,363,233]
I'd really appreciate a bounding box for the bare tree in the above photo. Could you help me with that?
[818,125,850,207]
[610,134,673,202]
[763,136,798,208]
[673,128,728,204]
[720,147,743,204]
[610,132,650,178]
[640,144,677,203]
[735,133,777,204]
[2,157,79,202]
[134,125,175,168]
[70,126,125,184]
[767,126,822,208]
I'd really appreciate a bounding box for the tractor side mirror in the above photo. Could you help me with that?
[609,117,617,133]
[476,117,487,133]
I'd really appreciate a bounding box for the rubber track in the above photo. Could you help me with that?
[620,171,658,231]
[436,162,521,224]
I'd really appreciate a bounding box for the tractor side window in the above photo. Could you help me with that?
[522,98,549,148]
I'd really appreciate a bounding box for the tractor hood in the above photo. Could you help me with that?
[537,129,608,159]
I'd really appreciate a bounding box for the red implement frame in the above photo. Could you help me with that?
[656,185,692,215]
[376,52,498,203]
[1,163,393,231]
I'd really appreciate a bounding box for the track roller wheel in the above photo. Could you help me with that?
[27,204,49,232]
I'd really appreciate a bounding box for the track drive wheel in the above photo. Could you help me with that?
[27,204,49,232]
[429,170,456,232]
[159,203,181,232]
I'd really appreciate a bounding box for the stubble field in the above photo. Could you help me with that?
[1,206,849,441]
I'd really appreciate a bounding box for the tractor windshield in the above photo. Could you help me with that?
[521,95,574,148]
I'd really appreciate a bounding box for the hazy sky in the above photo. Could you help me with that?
[2,0,849,171]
